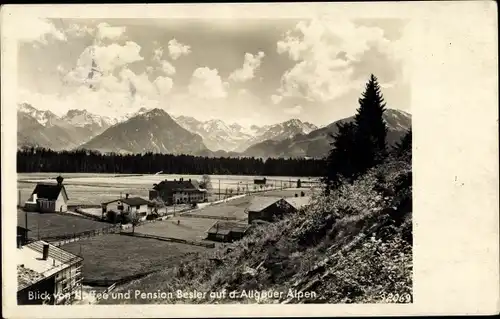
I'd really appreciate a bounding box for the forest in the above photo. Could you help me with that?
[17,147,327,177]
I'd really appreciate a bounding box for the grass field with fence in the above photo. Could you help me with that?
[131,217,216,242]
[61,234,208,281]
[19,210,110,240]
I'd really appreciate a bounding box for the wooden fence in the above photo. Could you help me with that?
[119,231,215,248]
[180,213,242,221]
[72,208,106,222]
[44,225,121,246]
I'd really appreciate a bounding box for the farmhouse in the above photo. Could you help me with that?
[246,196,296,224]
[206,221,250,243]
[17,240,83,305]
[149,178,207,205]
[284,195,311,211]
[101,194,152,220]
[24,176,69,213]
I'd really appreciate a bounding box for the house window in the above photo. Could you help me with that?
[118,205,124,210]
[136,205,140,209]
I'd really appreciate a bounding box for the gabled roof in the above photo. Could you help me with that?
[247,196,286,212]
[152,179,203,191]
[207,221,250,235]
[122,197,151,206]
[284,196,311,210]
[30,183,68,201]
[102,197,151,206]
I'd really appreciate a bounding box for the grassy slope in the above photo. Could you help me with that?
[98,159,412,304]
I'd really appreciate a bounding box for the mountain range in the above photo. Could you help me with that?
[16,103,411,158]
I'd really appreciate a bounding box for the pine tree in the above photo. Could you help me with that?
[352,74,389,175]
[323,74,389,191]
[323,121,357,190]
[392,129,412,162]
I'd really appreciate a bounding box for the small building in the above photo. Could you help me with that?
[206,221,250,243]
[101,194,152,221]
[149,178,207,205]
[254,177,267,185]
[24,176,69,213]
[246,196,296,224]
[17,240,83,305]
[284,196,311,211]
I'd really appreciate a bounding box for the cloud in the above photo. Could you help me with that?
[275,18,397,103]
[154,76,174,95]
[64,41,143,85]
[16,17,66,43]
[65,23,95,38]
[228,51,265,82]
[188,67,228,99]
[160,60,176,76]
[151,47,176,75]
[96,22,126,41]
[168,38,191,60]
[284,105,303,115]
[271,94,283,104]
[153,47,164,62]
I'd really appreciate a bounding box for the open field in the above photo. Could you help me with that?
[18,210,110,239]
[132,217,216,242]
[18,182,150,206]
[62,234,208,281]
[18,173,319,206]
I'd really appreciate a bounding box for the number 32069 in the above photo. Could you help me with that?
[379,292,412,303]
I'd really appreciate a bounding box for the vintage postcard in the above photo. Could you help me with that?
[1,2,498,318]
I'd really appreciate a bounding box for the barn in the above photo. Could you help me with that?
[206,221,250,243]
[246,196,296,224]
[24,176,69,213]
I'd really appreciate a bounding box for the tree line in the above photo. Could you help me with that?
[323,74,412,191]
[17,148,326,177]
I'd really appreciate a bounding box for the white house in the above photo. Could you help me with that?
[101,194,152,221]
[24,176,69,213]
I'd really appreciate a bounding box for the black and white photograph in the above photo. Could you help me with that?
[2,2,498,317]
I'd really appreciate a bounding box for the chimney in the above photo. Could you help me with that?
[126,194,129,199]
[42,244,49,260]
[56,175,64,186]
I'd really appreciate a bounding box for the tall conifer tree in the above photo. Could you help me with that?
[352,74,388,175]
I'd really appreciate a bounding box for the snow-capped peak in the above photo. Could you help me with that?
[17,103,60,127]
[62,109,115,128]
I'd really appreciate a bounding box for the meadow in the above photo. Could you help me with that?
[17,173,319,206]
[18,209,110,240]
[61,234,208,281]
[131,217,216,242]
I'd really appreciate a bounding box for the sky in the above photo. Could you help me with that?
[17,17,410,127]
